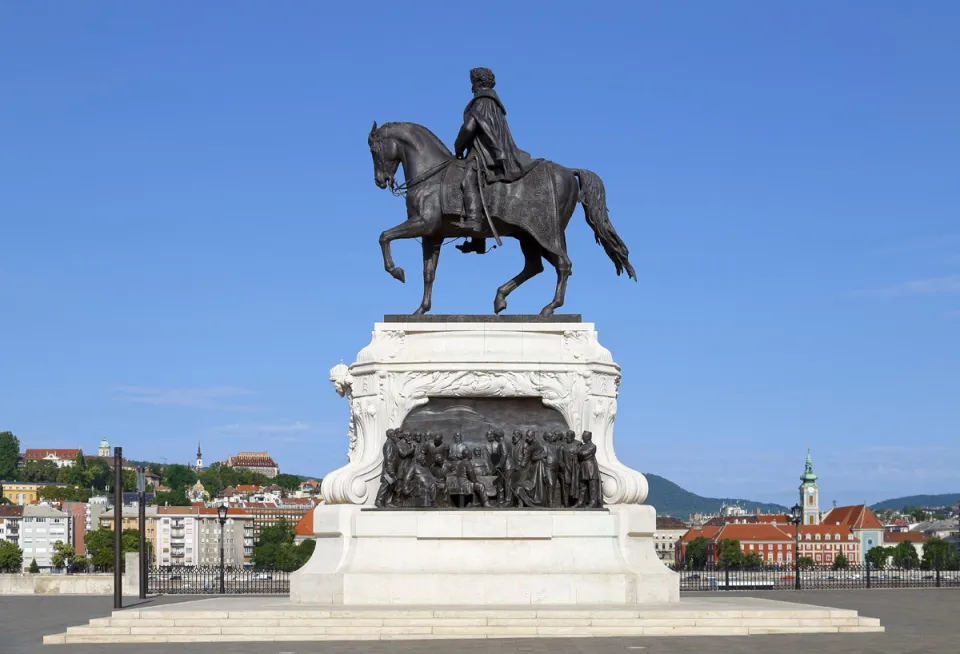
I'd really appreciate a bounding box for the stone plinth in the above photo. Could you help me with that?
[321,319,647,507]
[290,504,677,605]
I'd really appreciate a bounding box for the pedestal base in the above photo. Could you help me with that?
[290,504,678,605]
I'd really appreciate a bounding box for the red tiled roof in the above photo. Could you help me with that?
[757,514,792,524]
[885,531,927,543]
[24,448,81,460]
[295,507,315,537]
[157,506,250,516]
[715,523,793,542]
[823,505,884,531]
[657,516,686,529]
[680,526,720,543]
[234,485,261,493]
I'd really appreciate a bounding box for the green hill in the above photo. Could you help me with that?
[870,493,960,511]
[645,473,788,518]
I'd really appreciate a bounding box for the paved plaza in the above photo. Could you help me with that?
[3,589,957,653]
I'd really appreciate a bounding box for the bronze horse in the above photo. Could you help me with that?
[369,121,636,315]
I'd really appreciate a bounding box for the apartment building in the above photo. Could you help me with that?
[154,507,253,567]
[0,505,24,548]
[20,505,71,570]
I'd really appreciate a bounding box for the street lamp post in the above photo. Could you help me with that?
[217,505,228,595]
[791,503,802,590]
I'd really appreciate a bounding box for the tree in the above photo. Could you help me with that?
[0,483,9,504]
[743,552,763,567]
[891,541,920,569]
[832,552,849,570]
[865,545,892,569]
[28,558,40,573]
[716,539,743,567]
[0,540,23,572]
[0,431,21,479]
[84,458,111,490]
[84,527,147,570]
[19,460,59,483]
[121,468,138,492]
[251,518,314,571]
[39,485,92,503]
[273,474,302,494]
[147,463,163,477]
[51,542,78,571]
[683,536,709,569]
[151,489,192,507]
[922,537,956,570]
[73,449,86,470]
[164,464,198,491]
[797,556,815,569]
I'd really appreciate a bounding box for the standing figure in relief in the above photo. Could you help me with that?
[577,431,603,508]
[375,429,401,508]
[515,431,547,507]
[560,430,581,507]
[542,431,561,508]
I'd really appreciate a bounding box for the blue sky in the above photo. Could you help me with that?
[2,2,958,507]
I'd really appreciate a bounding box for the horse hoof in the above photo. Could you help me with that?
[539,307,555,317]
[391,268,406,283]
[413,305,430,316]
[494,296,507,314]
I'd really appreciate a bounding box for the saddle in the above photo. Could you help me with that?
[439,159,563,255]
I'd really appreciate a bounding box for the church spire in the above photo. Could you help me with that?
[800,448,818,483]
[195,442,203,471]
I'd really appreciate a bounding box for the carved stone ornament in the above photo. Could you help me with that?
[320,320,648,507]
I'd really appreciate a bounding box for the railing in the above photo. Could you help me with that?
[148,566,290,595]
[673,563,960,591]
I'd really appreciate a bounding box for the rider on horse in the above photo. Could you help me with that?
[455,67,537,254]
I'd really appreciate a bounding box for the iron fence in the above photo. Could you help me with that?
[673,563,960,591]
[148,566,290,595]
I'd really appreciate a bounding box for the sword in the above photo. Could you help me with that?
[477,170,503,247]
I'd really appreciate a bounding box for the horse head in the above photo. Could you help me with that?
[368,120,402,190]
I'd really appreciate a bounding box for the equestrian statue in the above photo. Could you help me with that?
[369,67,636,316]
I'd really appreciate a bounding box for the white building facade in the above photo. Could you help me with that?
[20,505,71,570]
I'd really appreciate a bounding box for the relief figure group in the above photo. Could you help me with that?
[375,427,603,510]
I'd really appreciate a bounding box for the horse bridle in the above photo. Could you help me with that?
[371,132,453,198]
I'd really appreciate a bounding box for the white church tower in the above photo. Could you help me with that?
[800,449,820,525]
[195,442,203,472]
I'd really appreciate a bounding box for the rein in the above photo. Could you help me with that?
[388,159,454,197]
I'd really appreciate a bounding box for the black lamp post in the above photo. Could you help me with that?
[217,505,228,595]
[791,503,803,590]
[136,467,147,599]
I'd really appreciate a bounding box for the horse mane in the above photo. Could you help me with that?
[379,122,453,157]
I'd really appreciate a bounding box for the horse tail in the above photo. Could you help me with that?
[574,169,637,280]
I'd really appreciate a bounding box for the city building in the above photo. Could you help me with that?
[187,480,209,503]
[821,504,885,563]
[86,496,110,537]
[297,479,321,497]
[654,516,687,564]
[884,531,927,559]
[194,442,203,472]
[224,452,279,478]
[702,508,793,528]
[234,498,318,542]
[294,506,317,543]
[800,450,820,525]
[795,523,859,565]
[20,505,71,571]
[62,501,88,555]
[0,505,24,548]
[154,506,254,567]
[98,437,110,457]
[22,448,81,468]
[1,481,68,505]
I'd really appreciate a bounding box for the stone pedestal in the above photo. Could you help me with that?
[296,318,678,605]
[290,504,677,605]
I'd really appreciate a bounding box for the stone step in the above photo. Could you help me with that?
[45,613,884,643]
